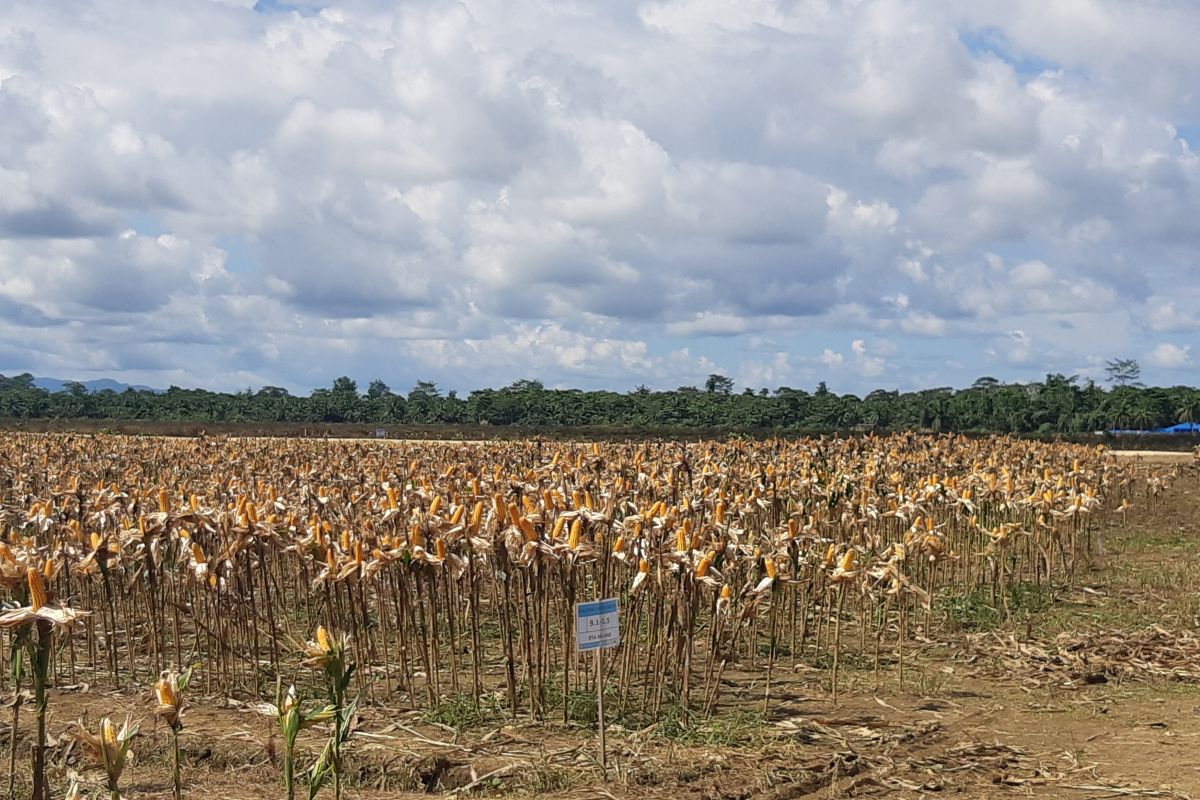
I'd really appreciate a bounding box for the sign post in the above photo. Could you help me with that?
[575,598,619,774]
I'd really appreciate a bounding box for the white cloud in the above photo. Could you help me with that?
[396,321,724,390]
[1146,342,1192,368]
[739,351,793,390]
[1002,329,1034,365]
[666,312,748,337]
[1146,301,1200,333]
[846,338,887,378]
[859,357,886,378]
[900,311,947,336]
[1010,260,1054,288]
[0,0,1197,392]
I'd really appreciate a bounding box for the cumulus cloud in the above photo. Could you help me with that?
[0,0,1197,393]
[1146,342,1192,369]
[820,349,845,368]
[900,312,947,337]
[666,312,749,337]
[1146,301,1200,333]
[329,320,723,391]
[999,330,1035,366]
[738,351,794,390]
[849,339,887,378]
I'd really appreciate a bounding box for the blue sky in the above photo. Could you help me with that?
[253,0,323,15]
[958,26,1060,78]
[0,0,1198,395]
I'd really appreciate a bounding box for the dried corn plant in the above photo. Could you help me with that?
[153,667,191,800]
[0,431,1170,794]
[65,715,138,800]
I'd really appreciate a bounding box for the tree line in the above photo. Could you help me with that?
[1,365,1197,434]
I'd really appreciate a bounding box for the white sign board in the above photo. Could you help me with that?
[575,598,620,651]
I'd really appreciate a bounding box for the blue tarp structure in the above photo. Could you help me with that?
[1157,422,1200,433]
[1108,422,1200,434]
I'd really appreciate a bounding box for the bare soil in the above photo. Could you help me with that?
[1111,450,1197,464]
[6,469,1199,800]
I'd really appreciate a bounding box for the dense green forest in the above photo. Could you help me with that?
[1,368,1198,434]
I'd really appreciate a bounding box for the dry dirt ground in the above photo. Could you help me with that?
[7,458,1199,800]
[1111,450,1196,464]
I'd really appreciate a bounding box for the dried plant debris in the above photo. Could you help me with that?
[965,626,1200,687]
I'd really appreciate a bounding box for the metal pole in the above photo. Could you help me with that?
[596,646,607,774]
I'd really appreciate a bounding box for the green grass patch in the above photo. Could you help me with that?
[1117,531,1191,553]
[424,692,504,731]
[939,581,1055,631]
[656,706,769,747]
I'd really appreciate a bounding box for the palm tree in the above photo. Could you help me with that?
[1131,400,1157,431]
[1175,392,1200,424]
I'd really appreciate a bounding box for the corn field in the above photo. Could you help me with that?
[0,432,1174,796]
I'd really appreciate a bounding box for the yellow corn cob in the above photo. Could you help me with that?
[519,517,537,542]
[155,677,176,708]
[102,717,117,750]
[28,567,47,611]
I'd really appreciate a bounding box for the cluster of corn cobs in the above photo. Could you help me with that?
[0,432,1164,719]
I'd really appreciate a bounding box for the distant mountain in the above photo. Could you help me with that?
[33,377,161,394]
